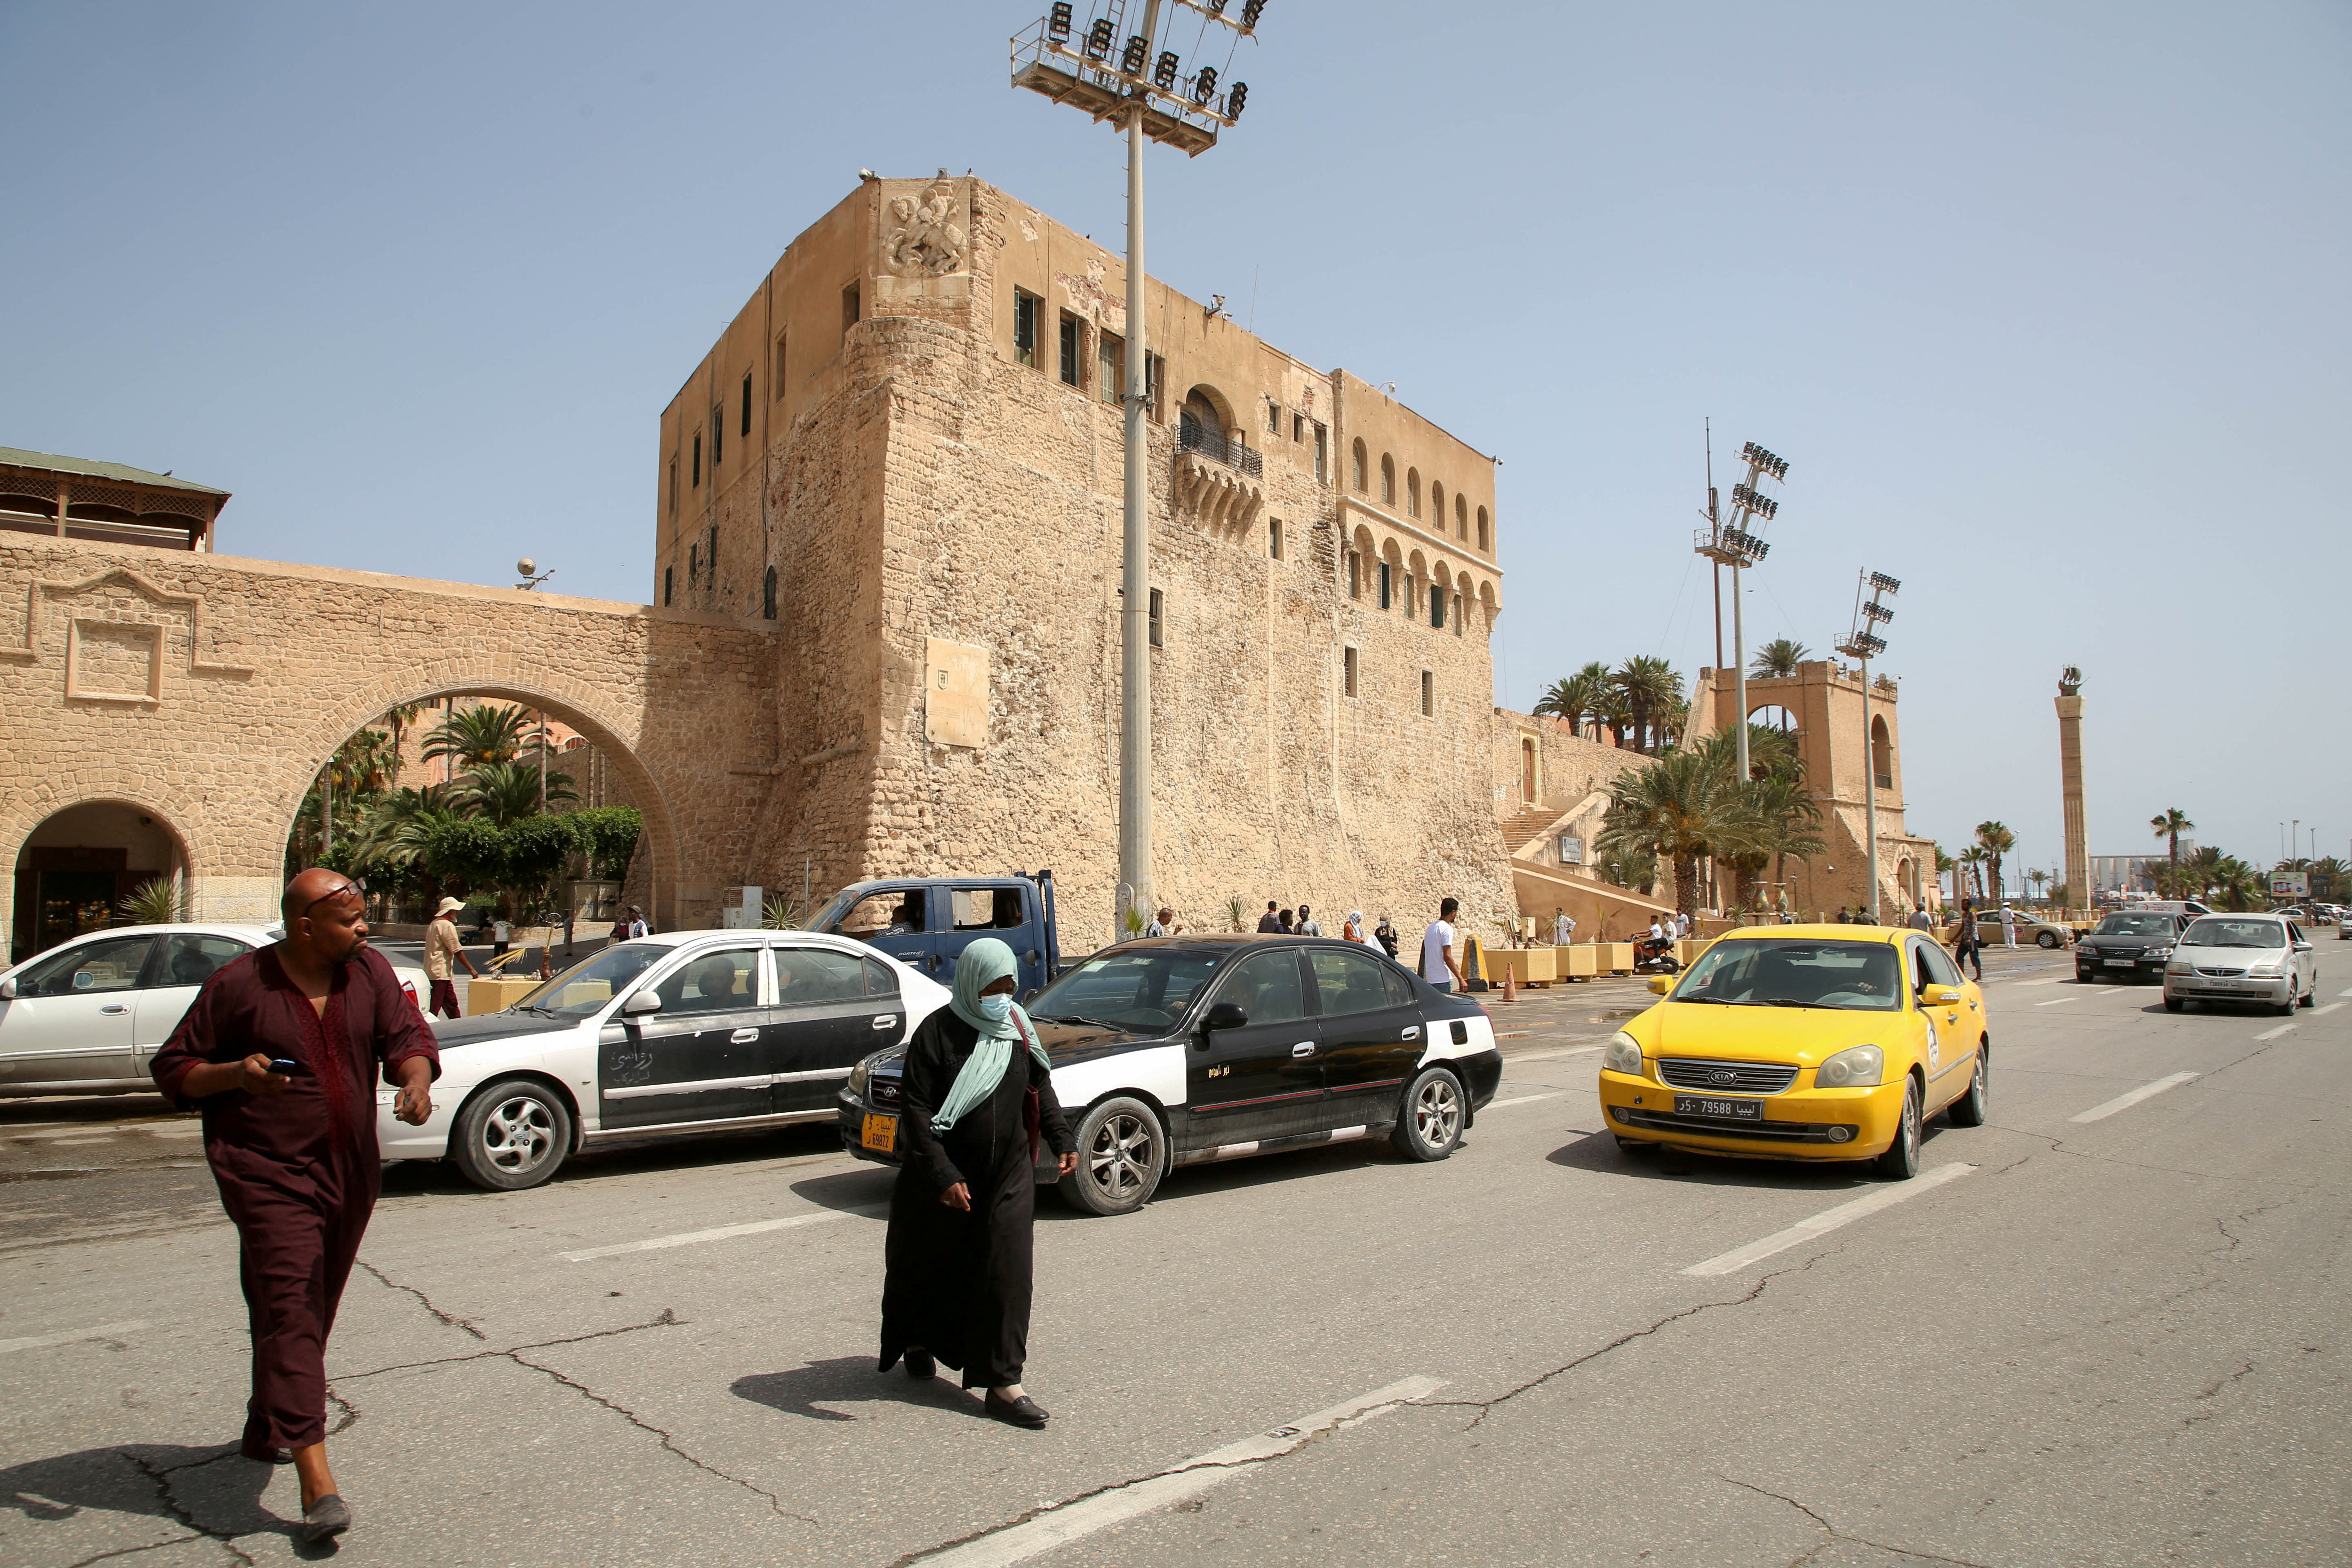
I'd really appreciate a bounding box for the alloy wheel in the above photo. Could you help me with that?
[1414,1075,1463,1149]
[1087,1112,1154,1200]
[482,1096,557,1175]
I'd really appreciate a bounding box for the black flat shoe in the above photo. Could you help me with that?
[985,1391,1048,1429]
[302,1493,351,1544]
[904,1348,936,1380]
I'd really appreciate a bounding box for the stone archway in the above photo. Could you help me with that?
[276,664,685,931]
[6,791,195,962]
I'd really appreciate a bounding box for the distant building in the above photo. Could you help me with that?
[2089,855,2162,894]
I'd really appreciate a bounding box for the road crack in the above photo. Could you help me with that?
[356,1259,487,1339]
[118,1450,256,1568]
[1720,1475,1995,1568]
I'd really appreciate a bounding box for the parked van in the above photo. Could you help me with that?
[2135,900,2214,917]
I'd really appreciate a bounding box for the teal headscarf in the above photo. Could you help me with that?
[931,938,1051,1134]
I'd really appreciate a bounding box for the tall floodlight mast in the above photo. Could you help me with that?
[1837,571,1900,923]
[1013,0,1263,929]
[1695,441,1787,784]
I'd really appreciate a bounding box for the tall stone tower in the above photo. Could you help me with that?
[2056,667,2089,915]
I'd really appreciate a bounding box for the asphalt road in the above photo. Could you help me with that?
[2,941,2344,1566]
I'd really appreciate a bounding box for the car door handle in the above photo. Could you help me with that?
[871,1014,898,1030]
[730,1028,759,1045]
[1291,1041,1316,1058]
[100,1004,128,1015]
[1967,1001,1979,1010]
[1401,1025,1420,1040]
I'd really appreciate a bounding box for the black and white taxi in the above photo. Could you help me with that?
[836,935,1503,1215]
[379,931,949,1189]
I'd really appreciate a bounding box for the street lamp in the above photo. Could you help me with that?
[1836,569,1899,923]
[1695,441,1787,783]
[1013,1,1263,930]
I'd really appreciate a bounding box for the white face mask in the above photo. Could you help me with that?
[978,993,1014,1021]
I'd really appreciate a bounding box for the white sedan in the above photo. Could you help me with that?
[382,930,950,1190]
[0,925,428,1099]
[2163,914,2318,1016]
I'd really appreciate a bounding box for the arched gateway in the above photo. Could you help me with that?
[0,541,775,956]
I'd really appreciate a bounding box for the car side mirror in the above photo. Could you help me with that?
[1646,976,1672,995]
[2294,942,2312,951]
[621,990,661,1016]
[1203,1001,1247,1032]
[1921,985,1963,1007]
[0,977,15,1000]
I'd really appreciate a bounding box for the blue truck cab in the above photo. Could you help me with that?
[810,871,1062,997]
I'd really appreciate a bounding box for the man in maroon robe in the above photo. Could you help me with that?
[151,869,438,1544]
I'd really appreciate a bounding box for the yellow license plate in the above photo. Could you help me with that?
[860,1113,897,1153]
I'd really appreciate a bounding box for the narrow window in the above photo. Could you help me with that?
[1421,669,1434,717]
[1380,455,1395,505]
[688,543,699,584]
[1013,290,1040,368]
[1477,506,1490,552]
[711,405,723,468]
[763,565,777,620]
[1148,587,1163,648]
[664,566,673,605]
[1059,313,1082,387]
[1347,551,1361,599]
[1344,646,1359,698]
[691,432,702,486]
[1145,352,1164,421]
[741,373,753,437]
[773,332,788,398]
[1432,481,1445,526]
[1453,593,1464,635]
[1267,400,1281,434]
[1269,519,1284,559]
[1352,439,1367,492]
[1407,469,1421,518]
[1378,560,1392,610]
[668,459,678,515]
[1293,412,1304,442]
[842,282,860,339]
[1098,330,1123,404]
[1456,494,1468,540]
[1314,422,1327,481]
[1430,584,1444,628]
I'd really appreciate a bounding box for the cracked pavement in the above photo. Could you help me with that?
[3,947,2346,1565]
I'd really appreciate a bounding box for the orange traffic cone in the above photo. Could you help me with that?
[1502,961,1518,1003]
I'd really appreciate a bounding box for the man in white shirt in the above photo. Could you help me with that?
[2000,906,2018,948]
[1552,907,1575,946]
[1648,917,1666,945]
[1421,898,1466,993]
[1675,911,1692,939]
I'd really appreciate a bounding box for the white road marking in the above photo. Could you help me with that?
[2341,987,2352,998]
[2069,1071,2201,1124]
[908,1376,1446,1567]
[2033,996,2082,1007]
[560,1205,885,1262]
[1508,1045,1604,1063]
[2016,978,2069,987]
[0,1319,151,1355]
[1682,1164,1973,1277]
[1484,1094,1564,1110]
[2253,1023,2299,1042]
[2314,1002,2345,1017]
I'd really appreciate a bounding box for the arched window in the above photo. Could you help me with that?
[1455,493,1468,540]
[763,565,777,620]
[1406,468,1421,518]
[1476,506,1490,552]
[1351,439,1368,492]
[1430,481,1444,528]
[1871,715,1893,790]
[1380,455,1395,505]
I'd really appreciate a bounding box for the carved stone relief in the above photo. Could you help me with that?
[882,174,970,278]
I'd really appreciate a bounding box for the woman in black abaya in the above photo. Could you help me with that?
[879,938,1077,1427]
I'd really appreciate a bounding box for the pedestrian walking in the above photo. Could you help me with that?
[1420,898,1467,993]
[1296,905,1323,937]
[612,905,649,944]
[1675,910,1692,939]
[422,895,478,1020]
[1952,899,1984,980]
[148,870,439,1544]
[1907,904,1934,933]
[1834,906,1851,924]
[1256,901,1281,933]
[1143,906,1177,938]
[1552,906,1576,946]
[491,917,511,959]
[2000,905,2018,949]
[1373,914,1399,960]
[878,938,1079,1428]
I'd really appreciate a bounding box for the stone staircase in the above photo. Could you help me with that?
[1498,802,1561,854]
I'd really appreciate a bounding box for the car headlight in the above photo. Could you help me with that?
[2248,961,2282,977]
[2146,946,2172,959]
[846,1058,871,1099]
[1602,1032,1644,1076]
[1815,1044,1884,1089]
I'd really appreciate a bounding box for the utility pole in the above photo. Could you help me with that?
[1695,441,1787,782]
[1705,420,1722,671]
[1013,0,1261,929]
[1838,571,1900,923]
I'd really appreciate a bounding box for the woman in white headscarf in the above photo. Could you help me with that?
[878,938,1078,1427]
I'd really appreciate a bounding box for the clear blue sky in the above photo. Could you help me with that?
[4,2,2345,879]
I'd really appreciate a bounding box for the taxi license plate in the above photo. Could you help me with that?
[1673,1094,1763,1123]
[860,1113,897,1153]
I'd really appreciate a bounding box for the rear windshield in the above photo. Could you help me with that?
[1670,938,1903,1011]
[2180,918,2286,949]
[2093,915,2175,938]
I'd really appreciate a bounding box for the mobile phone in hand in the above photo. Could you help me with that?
[267,1058,300,1075]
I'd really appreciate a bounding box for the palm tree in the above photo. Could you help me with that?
[421,703,539,772]
[2026,869,2050,906]
[1749,637,1809,679]
[2210,856,2265,912]
[1614,655,1685,756]
[1597,747,1748,915]
[381,702,426,788]
[1535,664,1615,741]
[2180,844,2224,901]
[1933,846,1956,904]
[2312,856,2348,904]
[1957,845,1989,901]
[452,760,576,826]
[2149,808,2193,896]
[1974,821,2016,903]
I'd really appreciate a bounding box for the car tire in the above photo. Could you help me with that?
[2038,931,2060,949]
[1946,1048,1988,1127]
[2299,980,2316,1009]
[450,1078,572,1192]
[2274,991,2296,1017]
[1392,1067,1466,1161]
[1873,1077,1922,1181]
[2164,997,2185,1013]
[1058,1096,1166,1217]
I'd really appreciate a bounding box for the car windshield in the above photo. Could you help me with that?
[1027,949,1225,1031]
[1670,938,1903,1011]
[2180,918,2287,950]
[511,943,667,1016]
[2094,915,2175,938]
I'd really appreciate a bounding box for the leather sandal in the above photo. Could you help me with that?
[984,1391,1048,1428]
[302,1493,352,1543]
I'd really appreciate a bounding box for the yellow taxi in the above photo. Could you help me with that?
[1597,924,1989,1179]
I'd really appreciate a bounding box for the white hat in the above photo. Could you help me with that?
[435,895,465,916]
[1349,910,1363,922]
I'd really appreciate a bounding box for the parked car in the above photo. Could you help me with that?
[1599,926,1989,1179]
[2163,915,2316,1015]
[811,871,1062,996]
[1947,908,2073,949]
[837,935,1502,1215]
[2134,900,2215,918]
[0,925,427,1099]
[2074,911,2189,983]
[377,931,950,1189]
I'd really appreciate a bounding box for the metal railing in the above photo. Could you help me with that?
[1178,417,1262,477]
